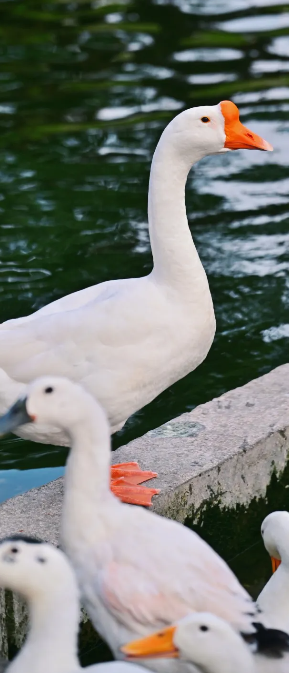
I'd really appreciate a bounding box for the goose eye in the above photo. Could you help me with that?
[201,117,210,123]
[44,387,54,394]
[37,557,46,564]
[11,547,19,554]
[200,625,209,632]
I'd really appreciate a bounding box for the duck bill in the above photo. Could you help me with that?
[0,397,34,436]
[220,100,273,151]
[271,557,281,573]
[121,626,178,659]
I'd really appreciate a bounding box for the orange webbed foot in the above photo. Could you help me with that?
[111,462,157,486]
[110,462,159,506]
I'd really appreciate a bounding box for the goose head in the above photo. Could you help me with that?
[0,376,108,440]
[261,511,289,573]
[160,100,272,163]
[0,535,78,602]
[121,613,255,673]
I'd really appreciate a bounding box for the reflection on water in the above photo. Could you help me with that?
[0,465,64,503]
[0,0,288,505]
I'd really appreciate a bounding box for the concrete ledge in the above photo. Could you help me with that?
[1,363,289,536]
[1,363,289,659]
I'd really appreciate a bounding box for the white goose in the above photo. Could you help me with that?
[122,612,289,673]
[257,511,289,632]
[0,102,272,503]
[0,377,287,673]
[0,535,149,673]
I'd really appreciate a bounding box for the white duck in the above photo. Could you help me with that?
[0,101,272,503]
[0,535,150,673]
[122,613,255,673]
[0,377,287,673]
[257,511,289,632]
[122,612,289,673]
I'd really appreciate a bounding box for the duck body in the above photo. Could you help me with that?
[0,377,281,673]
[0,269,214,443]
[257,511,289,632]
[0,104,219,445]
[62,500,247,673]
[255,653,289,673]
[257,564,289,632]
[0,101,272,446]
[59,396,258,667]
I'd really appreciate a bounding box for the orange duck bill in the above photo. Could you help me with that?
[271,557,281,573]
[220,100,273,151]
[121,626,178,659]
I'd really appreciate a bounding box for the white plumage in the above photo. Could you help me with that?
[257,511,289,632]
[0,536,150,673]
[122,613,256,673]
[0,101,271,448]
[0,377,271,673]
[122,611,289,673]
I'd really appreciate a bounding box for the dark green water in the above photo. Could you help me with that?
[0,0,289,501]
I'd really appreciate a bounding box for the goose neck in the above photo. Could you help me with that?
[148,126,206,289]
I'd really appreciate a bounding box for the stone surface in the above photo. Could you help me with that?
[1,363,289,658]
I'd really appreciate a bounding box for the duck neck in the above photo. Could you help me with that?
[61,404,115,548]
[183,638,254,673]
[10,587,79,673]
[148,126,207,291]
[278,539,289,569]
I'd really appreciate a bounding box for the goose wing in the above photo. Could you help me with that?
[0,276,162,383]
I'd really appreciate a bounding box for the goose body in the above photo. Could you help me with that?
[257,511,289,632]
[0,536,150,673]
[0,377,286,673]
[0,101,271,447]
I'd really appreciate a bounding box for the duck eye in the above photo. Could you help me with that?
[200,625,209,632]
[44,387,54,394]
[11,547,19,554]
[37,557,46,564]
[201,117,210,123]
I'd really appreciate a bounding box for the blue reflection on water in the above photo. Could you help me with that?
[0,467,64,504]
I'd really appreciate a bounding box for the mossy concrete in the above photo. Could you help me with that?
[1,363,289,662]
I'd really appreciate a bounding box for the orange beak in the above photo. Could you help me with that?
[220,100,273,151]
[271,556,281,573]
[121,625,179,659]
